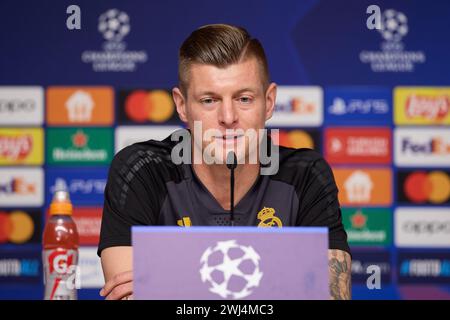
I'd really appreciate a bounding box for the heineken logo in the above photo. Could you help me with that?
[47,128,113,165]
[350,210,367,229]
[343,209,392,246]
[72,130,88,148]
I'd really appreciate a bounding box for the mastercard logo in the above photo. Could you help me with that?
[125,90,174,123]
[272,130,314,149]
[0,210,35,244]
[404,171,450,204]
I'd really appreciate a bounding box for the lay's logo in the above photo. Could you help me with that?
[0,129,43,165]
[394,87,450,125]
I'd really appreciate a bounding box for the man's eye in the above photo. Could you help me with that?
[239,96,252,104]
[201,98,215,105]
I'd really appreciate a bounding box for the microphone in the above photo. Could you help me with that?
[226,151,237,226]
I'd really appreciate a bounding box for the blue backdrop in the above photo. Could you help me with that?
[0,0,449,300]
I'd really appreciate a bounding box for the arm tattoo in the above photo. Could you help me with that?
[328,249,351,300]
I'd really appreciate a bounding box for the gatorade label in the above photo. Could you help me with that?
[43,249,79,300]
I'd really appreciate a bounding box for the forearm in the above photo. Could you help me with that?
[328,249,351,300]
[100,246,133,283]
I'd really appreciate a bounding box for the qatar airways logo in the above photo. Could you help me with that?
[170,124,279,175]
[406,94,449,120]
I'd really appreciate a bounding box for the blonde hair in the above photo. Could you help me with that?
[178,24,270,94]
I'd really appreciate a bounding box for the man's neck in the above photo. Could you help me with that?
[192,161,260,211]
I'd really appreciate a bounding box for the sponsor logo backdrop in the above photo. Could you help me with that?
[0,0,449,300]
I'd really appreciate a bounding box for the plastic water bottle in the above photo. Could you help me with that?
[43,190,79,300]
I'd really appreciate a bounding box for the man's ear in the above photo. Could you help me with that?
[172,87,188,123]
[264,82,277,121]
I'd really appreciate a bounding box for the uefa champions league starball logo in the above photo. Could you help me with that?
[199,240,263,299]
[98,9,130,42]
[378,9,408,42]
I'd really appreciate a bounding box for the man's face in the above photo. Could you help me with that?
[173,57,276,164]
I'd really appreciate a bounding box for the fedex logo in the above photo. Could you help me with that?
[395,128,450,167]
[0,178,36,195]
[401,138,449,154]
[266,86,323,127]
[0,168,44,206]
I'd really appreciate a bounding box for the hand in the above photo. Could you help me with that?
[100,270,133,300]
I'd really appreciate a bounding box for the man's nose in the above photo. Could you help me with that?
[218,98,238,127]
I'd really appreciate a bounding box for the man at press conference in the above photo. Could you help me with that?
[97,24,351,300]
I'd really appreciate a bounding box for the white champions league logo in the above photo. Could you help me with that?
[98,9,130,42]
[361,8,426,72]
[81,9,147,72]
[199,240,263,299]
[377,9,408,42]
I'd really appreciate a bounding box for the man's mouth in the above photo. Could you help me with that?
[215,134,244,145]
[215,134,244,142]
